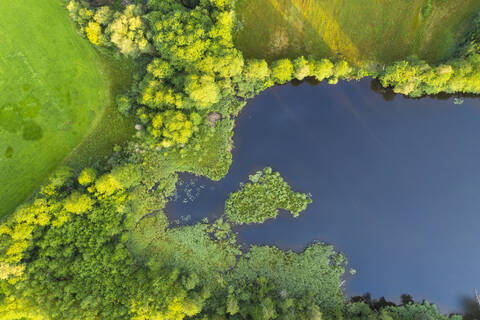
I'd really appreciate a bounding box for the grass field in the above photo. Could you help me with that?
[0,0,132,218]
[235,0,480,64]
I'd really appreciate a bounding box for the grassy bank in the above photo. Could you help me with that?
[235,0,480,64]
[0,0,132,218]
[64,52,135,170]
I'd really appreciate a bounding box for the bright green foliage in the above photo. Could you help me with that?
[379,55,480,96]
[293,56,311,80]
[333,60,353,80]
[46,166,73,190]
[312,59,334,81]
[86,21,103,45]
[271,59,294,84]
[111,163,141,188]
[68,1,150,56]
[93,6,113,25]
[127,0,250,152]
[379,60,419,95]
[109,5,151,56]
[150,110,199,147]
[184,75,221,109]
[244,59,271,80]
[145,117,235,181]
[239,59,273,97]
[78,168,97,186]
[66,0,94,26]
[94,172,123,196]
[146,58,174,80]
[68,1,105,45]
[64,192,94,214]
[225,167,312,224]
[140,79,185,109]
[95,164,140,196]
[148,4,212,67]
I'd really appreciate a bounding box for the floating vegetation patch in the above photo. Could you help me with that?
[171,176,207,204]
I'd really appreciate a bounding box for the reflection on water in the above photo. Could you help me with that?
[370,79,396,101]
[167,78,480,314]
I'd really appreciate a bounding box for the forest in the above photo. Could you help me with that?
[1,0,480,319]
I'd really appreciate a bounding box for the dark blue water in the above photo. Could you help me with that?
[166,78,480,313]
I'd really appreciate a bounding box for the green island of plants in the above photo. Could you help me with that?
[225,167,311,224]
[0,0,479,319]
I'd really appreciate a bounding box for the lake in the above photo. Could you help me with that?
[166,78,480,314]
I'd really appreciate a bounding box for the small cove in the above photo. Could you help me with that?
[166,78,480,314]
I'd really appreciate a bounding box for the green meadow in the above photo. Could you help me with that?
[235,0,480,64]
[0,0,131,218]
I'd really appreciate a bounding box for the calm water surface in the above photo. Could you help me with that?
[166,78,480,314]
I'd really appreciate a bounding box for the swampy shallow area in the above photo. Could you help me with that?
[167,78,480,313]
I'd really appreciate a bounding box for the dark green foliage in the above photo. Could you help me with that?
[225,167,312,224]
[422,0,434,18]
[345,300,462,320]
[229,244,345,317]
[204,276,325,320]
[383,302,462,320]
[116,94,133,115]
[24,203,132,318]
[0,166,209,319]
[459,12,480,57]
